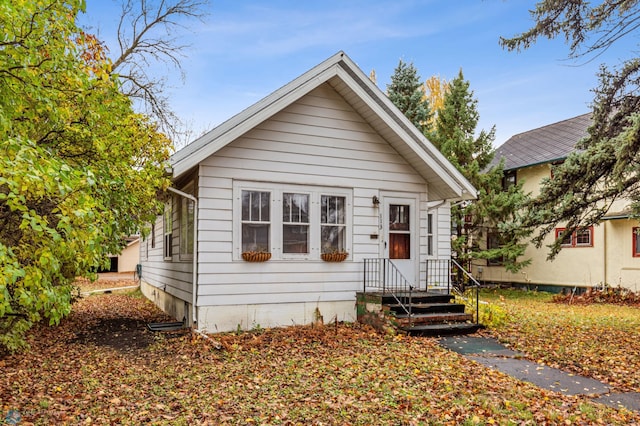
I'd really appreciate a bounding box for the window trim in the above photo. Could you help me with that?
[633,227,640,257]
[233,181,352,261]
[163,199,173,260]
[179,182,195,260]
[555,227,594,248]
[426,213,434,257]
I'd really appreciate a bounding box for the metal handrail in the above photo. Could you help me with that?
[450,259,481,325]
[426,259,481,325]
[363,258,414,325]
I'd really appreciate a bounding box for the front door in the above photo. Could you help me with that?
[382,196,418,286]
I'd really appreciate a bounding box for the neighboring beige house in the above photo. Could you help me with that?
[476,113,640,292]
[138,51,476,332]
[101,236,140,273]
[117,237,140,273]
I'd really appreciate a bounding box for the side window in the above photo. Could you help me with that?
[556,228,572,247]
[180,196,195,257]
[151,222,156,249]
[283,193,309,254]
[427,213,434,256]
[142,232,148,261]
[321,195,346,253]
[486,231,504,266]
[163,200,173,259]
[241,190,270,252]
[634,227,640,257]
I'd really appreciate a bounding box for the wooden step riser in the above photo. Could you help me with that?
[387,305,466,315]
[402,323,484,337]
[382,296,453,305]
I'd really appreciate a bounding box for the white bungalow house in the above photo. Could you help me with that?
[139,51,476,333]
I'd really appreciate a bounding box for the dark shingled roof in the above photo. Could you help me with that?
[492,113,592,171]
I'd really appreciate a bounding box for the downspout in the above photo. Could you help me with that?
[167,187,199,328]
[603,221,607,287]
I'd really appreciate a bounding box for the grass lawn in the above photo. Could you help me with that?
[0,285,639,425]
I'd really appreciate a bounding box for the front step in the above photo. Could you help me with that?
[386,302,466,315]
[394,312,473,326]
[402,322,484,337]
[380,291,481,336]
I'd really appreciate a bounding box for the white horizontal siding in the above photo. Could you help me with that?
[139,190,194,304]
[436,203,452,258]
[198,290,356,307]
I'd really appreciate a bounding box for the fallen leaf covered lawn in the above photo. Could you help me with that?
[483,289,640,394]
[1,289,639,425]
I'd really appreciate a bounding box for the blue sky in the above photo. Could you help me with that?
[80,1,634,147]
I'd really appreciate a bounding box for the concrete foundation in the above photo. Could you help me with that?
[140,280,191,325]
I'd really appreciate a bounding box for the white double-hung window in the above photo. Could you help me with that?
[321,195,346,253]
[241,190,271,252]
[234,182,351,260]
[283,193,310,254]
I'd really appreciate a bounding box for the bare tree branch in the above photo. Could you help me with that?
[109,0,208,140]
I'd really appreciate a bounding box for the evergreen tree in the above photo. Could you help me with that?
[386,60,433,135]
[502,0,640,258]
[430,70,530,273]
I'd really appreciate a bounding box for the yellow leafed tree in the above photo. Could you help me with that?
[423,75,449,126]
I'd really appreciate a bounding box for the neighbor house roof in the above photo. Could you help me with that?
[171,51,476,201]
[492,113,592,171]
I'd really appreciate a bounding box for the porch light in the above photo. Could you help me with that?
[372,195,380,207]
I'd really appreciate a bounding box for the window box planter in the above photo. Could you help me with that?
[242,251,272,262]
[321,252,349,262]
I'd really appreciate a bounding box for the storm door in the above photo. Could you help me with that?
[382,196,418,286]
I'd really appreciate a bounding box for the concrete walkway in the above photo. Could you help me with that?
[438,336,640,412]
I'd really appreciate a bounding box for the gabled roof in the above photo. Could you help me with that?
[171,51,476,201]
[492,113,592,171]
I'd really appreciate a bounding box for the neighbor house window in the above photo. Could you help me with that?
[389,204,410,259]
[550,161,564,179]
[427,213,434,256]
[180,196,195,257]
[555,227,593,248]
[486,231,504,266]
[151,223,156,249]
[502,170,516,191]
[163,201,173,259]
[283,193,309,254]
[633,228,640,257]
[321,195,346,253]
[242,190,271,252]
